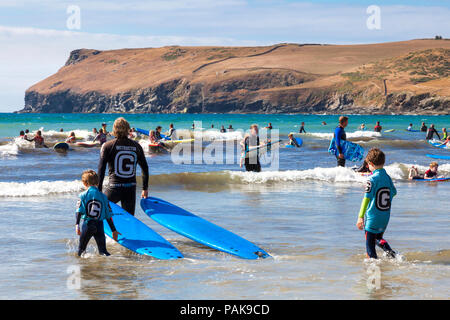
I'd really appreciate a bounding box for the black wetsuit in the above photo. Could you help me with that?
[420,125,427,132]
[244,135,261,172]
[426,127,441,140]
[299,125,306,133]
[98,138,149,215]
[334,126,347,167]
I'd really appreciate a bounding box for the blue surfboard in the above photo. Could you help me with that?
[140,197,270,259]
[286,137,303,148]
[136,128,171,140]
[428,140,448,149]
[328,138,364,162]
[413,177,450,182]
[104,202,183,260]
[426,154,450,160]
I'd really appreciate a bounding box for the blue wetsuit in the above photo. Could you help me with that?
[334,126,346,167]
[360,168,397,259]
[76,186,116,256]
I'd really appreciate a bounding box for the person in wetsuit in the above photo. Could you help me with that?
[97,117,149,216]
[420,122,427,132]
[374,121,382,132]
[334,116,348,167]
[167,124,176,139]
[93,128,107,145]
[288,133,300,147]
[26,130,47,148]
[241,124,262,172]
[426,124,441,140]
[299,122,306,134]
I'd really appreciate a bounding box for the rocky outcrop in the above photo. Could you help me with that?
[17,41,450,115]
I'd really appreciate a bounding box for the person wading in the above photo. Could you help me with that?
[98,117,149,215]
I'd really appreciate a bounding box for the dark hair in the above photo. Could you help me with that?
[156,126,162,130]
[365,148,385,166]
[20,130,24,135]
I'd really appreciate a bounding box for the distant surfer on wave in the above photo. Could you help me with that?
[97,117,149,215]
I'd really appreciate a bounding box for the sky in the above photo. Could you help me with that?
[0,0,449,112]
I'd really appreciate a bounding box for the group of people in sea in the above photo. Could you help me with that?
[73,116,411,261]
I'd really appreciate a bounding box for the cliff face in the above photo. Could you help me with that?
[19,40,450,114]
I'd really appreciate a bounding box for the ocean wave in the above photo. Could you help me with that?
[304,130,382,141]
[2,163,448,197]
[0,180,83,197]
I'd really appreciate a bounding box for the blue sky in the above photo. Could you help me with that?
[0,0,449,112]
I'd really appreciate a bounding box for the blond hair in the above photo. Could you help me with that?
[339,116,348,125]
[430,162,438,168]
[113,117,130,139]
[81,170,99,187]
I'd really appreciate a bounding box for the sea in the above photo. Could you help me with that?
[0,113,449,299]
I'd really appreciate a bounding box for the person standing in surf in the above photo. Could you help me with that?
[97,117,149,216]
[241,124,262,172]
[334,116,348,167]
[356,148,397,259]
[426,124,441,140]
[299,122,306,133]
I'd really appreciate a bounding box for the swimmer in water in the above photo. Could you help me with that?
[287,133,300,147]
[93,128,107,145]
[65,132,76,144]
[26,130,48,148]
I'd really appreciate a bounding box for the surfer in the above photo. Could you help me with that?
[356,148,397,259]
[354,160,371,175]
[359,123,366,131]
[420,122,427,132]
[76,170,119,256]
[374,121,382,132]
[167,123,176,139]
[93,128,107,145]
[97,117,149,216]
[65,132,76,144]
[128,128,137,140]
[334,116,348,167]
[101,123,109,135]
[288,133,300,147]
[408,162,442,180]
[26,130,48,148]
[241,124,262,172]
[321,121,327,126]
[426,124,441,140]
[407,123,413,131]
[299,122,306,133]
[441,128,448,141]
[228,125,234,132]
[19,131,25,139]
[220,125,226,133]
[265,123,273,130]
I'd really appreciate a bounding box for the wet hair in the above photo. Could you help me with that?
[81,170,99,187]
[36,130,42,136]
[25,129,29,133]
[156,126,162,131]
[430,162,438,168]
[365,148,385,166]
[99,128,103,133]
[288,133,294,137]
[170,123,174,128]
[339,116,348,125]
[250,124,258,129]
[70,132,75,137]
[20,130,24,135]
[113,117,130,139]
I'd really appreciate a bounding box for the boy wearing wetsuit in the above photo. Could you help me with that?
[334,116,348,167]
[356,148,397,259]
[299,122,306,133]
[98,117,149,216]
[288,133,300,147]
[76,170,119,256]
[374,121,382,132]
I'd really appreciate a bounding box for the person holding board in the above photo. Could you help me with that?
[241,124,263,172]
[98,117,149,216]
[334,116,348,167]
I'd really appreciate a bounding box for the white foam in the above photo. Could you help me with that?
[0,180,83,197]
[306,130,382,140]
[0,142,19,158]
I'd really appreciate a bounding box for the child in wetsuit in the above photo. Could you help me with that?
[65,132,76,144]
[288,133,300,147]
[75,170,119,256]
[408,162,441,180]
[356,148,397,259]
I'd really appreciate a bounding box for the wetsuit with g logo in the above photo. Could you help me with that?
[98,138,149,215]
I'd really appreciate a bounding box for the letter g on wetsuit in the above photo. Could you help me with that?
[76,186,116,256]
[358,168,397,259]
[97,137,149,216]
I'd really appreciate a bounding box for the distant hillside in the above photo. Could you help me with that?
[19,39,450,114]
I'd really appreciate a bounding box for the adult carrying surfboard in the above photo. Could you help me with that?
[98,117,149,216]
[329,116,364,163]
